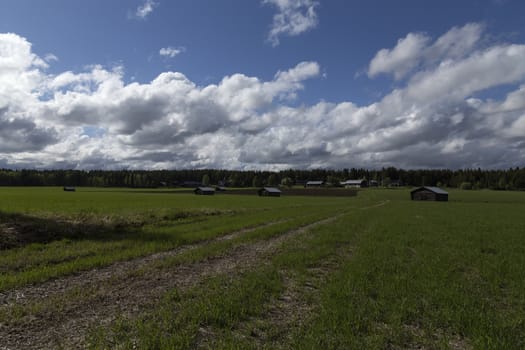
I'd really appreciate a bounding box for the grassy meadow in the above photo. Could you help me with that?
[1,187,524,349]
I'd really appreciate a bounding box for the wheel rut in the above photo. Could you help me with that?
[0,214,344,350]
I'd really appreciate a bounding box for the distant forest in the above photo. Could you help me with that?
[1,167,525,190]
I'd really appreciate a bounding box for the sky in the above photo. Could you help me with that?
[1,0,525,170]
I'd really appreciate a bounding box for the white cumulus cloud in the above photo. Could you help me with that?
[264,0,319,46]
[134,0,157,19]
[368,32,430,80]
[1,25,525,170]
[159,46,185,58]
[369,23,484,80]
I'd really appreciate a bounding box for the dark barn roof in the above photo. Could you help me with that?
[341,179,367,187]
[411,186,448,201]
[194,187,215,195]
[416,186,448,195]
[258,187,282,196]
[306,180,323,185]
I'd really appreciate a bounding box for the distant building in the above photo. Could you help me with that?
[410,186,448,201]
[389,180,403,187]
[305,180,324,187]
[340,179,368,188]
[194,187,215,195]
[63,186,76,192]
[258,187,281,197]
[295,179,307,186]
[215,186,227,192]
[369,180,379,187]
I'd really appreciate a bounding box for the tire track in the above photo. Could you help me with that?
[0,214,343,350]
[359,199,390,210]
[0,220,286,307]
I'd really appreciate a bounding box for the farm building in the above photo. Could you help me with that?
[410,186,448,201]
[258,187,282,197]
[389,180,403,187]
[340,179,368,188]
[295,179,307,186]
[305,180,324,187]
[194,187,215,195]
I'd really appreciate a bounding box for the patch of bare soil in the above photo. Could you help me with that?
[399,324,472,350]
[0,213,112,250]
[0,215,343,350]
[0,221,65,250]
[0,209,223,250]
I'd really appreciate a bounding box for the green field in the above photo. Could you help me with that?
[1,187,524,349]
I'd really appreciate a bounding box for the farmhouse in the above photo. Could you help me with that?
[194,187,215,195]
[305,180,324,187]
[258,187,281,197]
[410,186,448,201]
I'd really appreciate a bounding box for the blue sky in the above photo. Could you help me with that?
[1,0,525,170]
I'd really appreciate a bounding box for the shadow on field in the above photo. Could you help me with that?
[0,211,125,250]
[0,208,230,250]
[0,211,192,250]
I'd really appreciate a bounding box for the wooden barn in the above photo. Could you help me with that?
[410,186,448,201]
[194,187,215,195]
[258,187,281,197]
[340,179,368,188]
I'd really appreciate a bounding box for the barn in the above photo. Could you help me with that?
[194,187,215,195]
[340,179,368,188]
[410,186,448,201]
[258,187,281,197]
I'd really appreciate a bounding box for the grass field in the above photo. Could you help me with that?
[1,187,524,349]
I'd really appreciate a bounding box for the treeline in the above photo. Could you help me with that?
[0,167,525,190]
